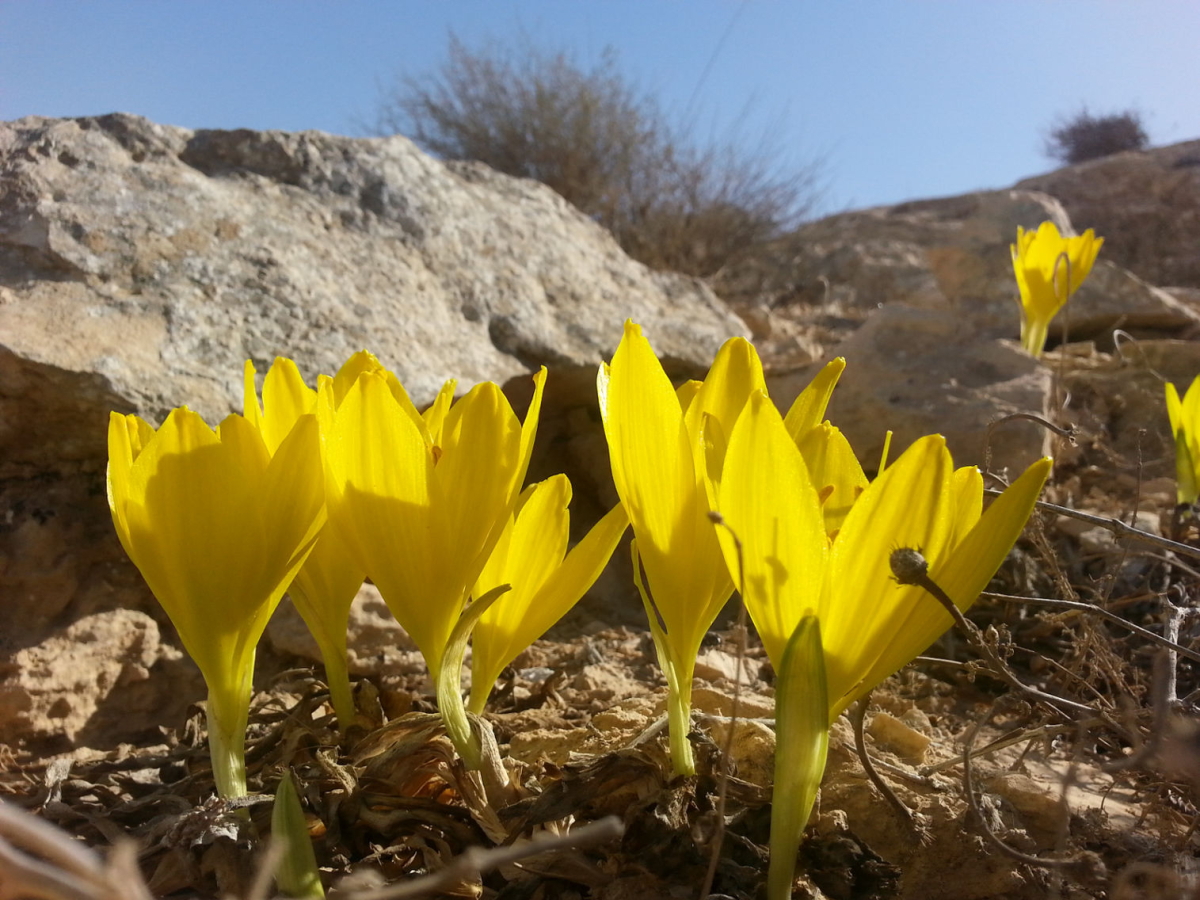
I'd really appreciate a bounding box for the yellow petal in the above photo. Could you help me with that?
[683,337,764,505]
[331,350,385,406]
[683,336,765,462]
[1176,428,1199,507]
[676,379,702,414]
[823,435,953,711]
[1166,381,1184,438]
[530,498,629,641]
[430,381,521,592]
[106,412,139,558]
[1066,230,1103,293]
[423,379,458,445]
[857,456,1052,706]
[600,321,729,656]
[794,422,867,537]
[122,410,270,680]
[949,465,984,546]
[326,371,444,668]
[514,367,547,501]
[1180,378,1200,488]
[243,360,264,434]
[782,357,846,443]
[260,415,326,589]
[288,527,364,672]
[332,350,432,445]
[717,391,827,667]
[260,357,317,454]
[471,479,629,709]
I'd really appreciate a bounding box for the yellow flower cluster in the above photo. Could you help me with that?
[597,322,1050,896]
[108,323,1052,891]
[109,351,627,796]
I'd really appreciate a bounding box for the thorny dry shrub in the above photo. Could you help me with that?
[9,345,1200,899]
[1045,108,1150,166]
[367,33,820,279]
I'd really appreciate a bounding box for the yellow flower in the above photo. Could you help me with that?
[468,474,630,713]
[1011,221,1104,358]
[717,394,1050,893]
[1166,376,1200,507]
[107,407,325,798]
[597,320,766,774]
[244,356,365,728]
[323,360,545,761]
[718,392,1052,717]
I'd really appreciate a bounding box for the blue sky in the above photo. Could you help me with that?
[2,1,1197,214]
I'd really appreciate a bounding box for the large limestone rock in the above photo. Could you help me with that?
[0,114,746,749]
[0,114,743,421]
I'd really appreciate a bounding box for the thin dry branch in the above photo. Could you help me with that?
[329,816,624,900]
[992,492,1200,562]
[982,591,1200,664]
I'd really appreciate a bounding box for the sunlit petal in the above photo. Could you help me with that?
[823,435,952,709]
[718,391,827,667]
[782,357,846,443]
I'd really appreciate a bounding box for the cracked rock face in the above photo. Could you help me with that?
[0,113,746,750]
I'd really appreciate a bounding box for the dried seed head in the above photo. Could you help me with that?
[890,547,929,585]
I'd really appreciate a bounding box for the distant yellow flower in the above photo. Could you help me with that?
[597,321,765,775]
[469,474,629,713]
[323,361,545,762]
[108,408,325,798]
[718,392,1052,716]
[1011,221,1104,358]
[1166,376,1200,507]
[244,356,365,728]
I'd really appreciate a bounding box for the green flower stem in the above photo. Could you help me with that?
[321,646,356,731]
[289,585,357,730]
[1021,318,1049,359]
[435,584,510,771]
[206,655,255,799]
[663,655,696,777]
[272,770,325,898]
[647,626,695,776]
[466,682,488,717]
[768,616,830,900]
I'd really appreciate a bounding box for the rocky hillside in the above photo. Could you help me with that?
[4,115,1200,900]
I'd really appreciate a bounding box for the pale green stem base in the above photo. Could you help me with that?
[436,657,482,771]
[288,584,356,730]
[435,584,511,771]
[206,654,255,799]
[649,628,696,776]
[466,683,488,717]
[1021,318,1049,359]
[319,645,356,732]
[768,617,829,900]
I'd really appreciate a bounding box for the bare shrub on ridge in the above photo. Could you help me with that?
[368,33,820,278]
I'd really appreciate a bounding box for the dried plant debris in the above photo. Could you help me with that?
[10,427,1200,900]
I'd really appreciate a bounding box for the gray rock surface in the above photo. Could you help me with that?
[769,305,1053,476]
[0,113,743,423]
